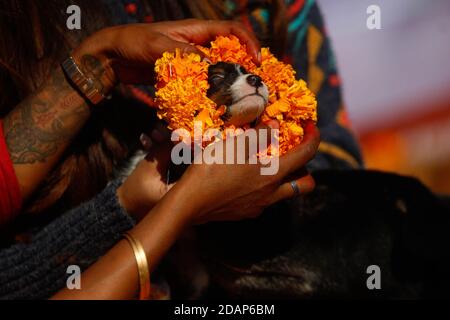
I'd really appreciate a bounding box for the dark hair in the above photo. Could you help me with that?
[0,0,287,216]
[0,0,107,117]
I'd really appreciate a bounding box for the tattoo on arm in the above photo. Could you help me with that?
[3,67,90,165]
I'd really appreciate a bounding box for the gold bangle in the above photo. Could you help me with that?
[123,232,151,300]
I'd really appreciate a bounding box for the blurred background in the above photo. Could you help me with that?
[317,0,450,194]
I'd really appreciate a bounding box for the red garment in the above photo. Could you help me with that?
[0,121,22,226]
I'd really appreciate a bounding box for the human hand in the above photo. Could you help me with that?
[71,19,260,96]
[175,121,320,225]
[117,125,174,221]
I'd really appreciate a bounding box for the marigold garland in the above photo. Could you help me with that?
[154,35,317,155]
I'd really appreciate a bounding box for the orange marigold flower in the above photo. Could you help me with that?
[154,36,317,154]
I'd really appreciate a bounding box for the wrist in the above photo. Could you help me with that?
[169,176,209,225]
[71,45,117,98]
[116,184,151,222]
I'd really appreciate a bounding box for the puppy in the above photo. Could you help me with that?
[207,62,269,126]
[119,62,270,178]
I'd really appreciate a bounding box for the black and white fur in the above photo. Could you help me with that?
[207,62,269,127]
[117,62,270,180]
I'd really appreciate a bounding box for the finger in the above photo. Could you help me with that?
[120,37,204,85]
[156,35,205,58]
[224,21,261,64]
[269,174,316,204]
[252,120,279,158]
[166,19,261,64]
[206,117,277,165]
[228,121,277,162]
[255,119,279,142]
[278,122,320,177]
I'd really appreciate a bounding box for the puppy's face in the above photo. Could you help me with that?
[207,62,269,126]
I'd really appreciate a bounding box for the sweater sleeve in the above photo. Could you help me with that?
[0,180,135,300]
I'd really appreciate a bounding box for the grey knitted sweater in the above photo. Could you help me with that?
[0,180,135,299]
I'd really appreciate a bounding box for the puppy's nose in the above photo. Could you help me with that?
[247,75,263,88]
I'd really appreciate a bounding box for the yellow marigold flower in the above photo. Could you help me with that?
[154,36,318,155]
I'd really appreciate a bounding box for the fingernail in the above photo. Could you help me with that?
[297,175,316,194]
[267,120,279,129]
[140,134,153,149]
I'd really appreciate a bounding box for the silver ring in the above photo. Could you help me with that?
[290,181,300,197]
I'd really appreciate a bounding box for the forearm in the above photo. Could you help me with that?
[3,66,90,200]
[52,182,195,300]
[0,180,134,300]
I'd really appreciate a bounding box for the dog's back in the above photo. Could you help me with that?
[194,170,450,299]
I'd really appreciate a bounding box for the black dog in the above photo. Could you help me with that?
[194,170,450,299]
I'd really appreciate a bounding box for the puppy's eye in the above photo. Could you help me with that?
[210,74,225,85]
[239,66,247,74]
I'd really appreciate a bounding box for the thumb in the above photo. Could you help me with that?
[240,120,279,160]
[178,42,205,57]
[255,119,280,149]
